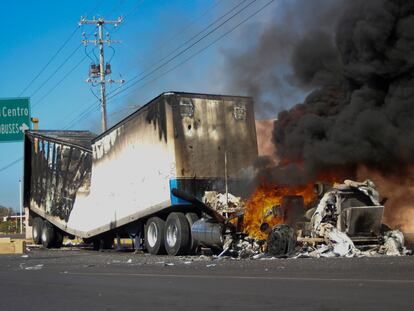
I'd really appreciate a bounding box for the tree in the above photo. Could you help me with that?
[0,206,13,217]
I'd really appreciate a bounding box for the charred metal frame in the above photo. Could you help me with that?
[24,131,95,222]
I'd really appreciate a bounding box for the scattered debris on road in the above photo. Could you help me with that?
[198,179,411,260]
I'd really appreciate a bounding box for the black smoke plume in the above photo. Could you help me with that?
[226,0,414,184]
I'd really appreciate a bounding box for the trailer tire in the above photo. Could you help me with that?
[54,230,64,248]
[185,212,199,255]
[145,217,166,255]
[41,221,56,249]
[267,224,296,257]
[164,212,190,256]
[32,217,44,245]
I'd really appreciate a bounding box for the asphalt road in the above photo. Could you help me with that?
[0,247,413,311]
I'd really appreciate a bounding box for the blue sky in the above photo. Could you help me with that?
[0,0,292,211]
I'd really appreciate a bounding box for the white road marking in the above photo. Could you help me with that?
[61,271,414,284]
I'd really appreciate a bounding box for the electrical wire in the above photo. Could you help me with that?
[106,0,258,100]
[154,0,223,52]
[109,0,276,103]
[29,43,83,98]
[116,0,251,86]
[63,0,275,130]
[148,0,247,72]
[85,45,95,63]
[18,2,100,97]
[0,3,103,174]
[63,99,100,129]
[62,0,258,129]
[32,54,90,108]
[0,157,23,173]
[60,1,253,129]
[18,26,80,96]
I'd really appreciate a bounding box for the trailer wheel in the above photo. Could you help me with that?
[145,217,166,255]
[267,224,296,257]
[164,212,190,256]
[185,212,199,255]
[32,217,44,245]
[41,221,56,248]
[54,230,64,248]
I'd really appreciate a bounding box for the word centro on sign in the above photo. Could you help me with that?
[0,106,29,118]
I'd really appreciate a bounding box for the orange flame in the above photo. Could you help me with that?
[242,183,317,240]
[242,168,346,240]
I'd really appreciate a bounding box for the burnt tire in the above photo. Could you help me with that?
[32,217,44,245]
[185,212,199,255]
[164,212,190,256]
[145,217,166,255]
[266,224,296,257]
[41,221,56,248]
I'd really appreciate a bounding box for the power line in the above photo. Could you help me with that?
[0,3,104,174]
[29,43,84,98]
[63,0,275,129]
[106,0,258,100]
[61,1,251,129]
[18,26,80,96]
[62,0,258,129]
[33,54,90,108]
[100,0,246,99]
[151,0,245,69]
[30,28,99,110]
[154,0,223,52]
[63,99,100,129]
[18,1,102,97]
[0,157,23,173]
[109,0,276,104]
[80,16,124,132]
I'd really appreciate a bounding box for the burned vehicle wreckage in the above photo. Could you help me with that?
[196,179,409,259]
[23,92,408,258]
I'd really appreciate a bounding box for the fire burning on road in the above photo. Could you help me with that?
[242,168,347,240]
[242,183,316,240]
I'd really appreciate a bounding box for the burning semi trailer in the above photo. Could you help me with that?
[23,92,259,255]
[22,91,409,258]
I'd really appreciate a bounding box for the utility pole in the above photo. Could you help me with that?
[79,16,124,132]
[19,179,22,234]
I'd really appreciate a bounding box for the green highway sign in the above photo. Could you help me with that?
[0,98,31,142]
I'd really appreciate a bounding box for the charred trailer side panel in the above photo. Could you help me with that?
[67,93,178,236]
[24,92,258,250]
[23,131,95,234]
